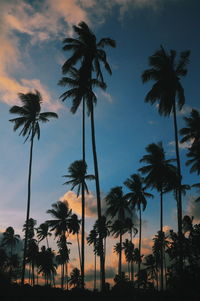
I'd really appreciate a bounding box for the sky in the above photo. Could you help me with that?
[0,0,200,287]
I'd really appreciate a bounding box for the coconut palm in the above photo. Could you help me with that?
[123,239,135,281]
[1,227,20,281]
[61,22,115,290]
[37,222,52,249]
[142,46,190,273]
[9,91,58,284]
[56,235,71,289]
[124,174,153,282]
[139,143,176,290]
[38,246,57,286]
[26,239,39,285]
[63,159,94,288]
[186,144,200,175]
[180,109,200,149]
[69,267,82,288]
[67,214,81,271]
[87,228,98,290]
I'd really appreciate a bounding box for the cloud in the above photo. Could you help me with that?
[60,190,98,218]
[168,140,193,151]
[100,90,113,103]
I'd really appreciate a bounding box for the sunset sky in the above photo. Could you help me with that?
[0,0,200,287]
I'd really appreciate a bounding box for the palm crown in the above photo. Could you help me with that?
[142,46,190,116]
[9,90,58,141]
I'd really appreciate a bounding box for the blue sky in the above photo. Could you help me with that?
[0,0,200,285]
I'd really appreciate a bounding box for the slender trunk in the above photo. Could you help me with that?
[9,245,13,282]
[65,262,69,290]
[173,102,183,274]
[128,262,130,280]
[160,189,164,291]
[32,262,35,286]
[77,233,82,271]
[138,205,142,284]
[21,131,34,285]
[81,181,85,289]
[61,263,64,289]
[94,249,97,291]
[46,237,49,249]
[119,233,122,276]
[90,103,105,290]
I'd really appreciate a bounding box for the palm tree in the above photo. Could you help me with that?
[87,228,98,290]
[37,223,52,249]
[38,246,57,286]
[61,22,115,290]
[142,46,190,274]
[67,214,81,271]
[124,174,153,282]
[1,227,20,281]
[139,143,176,290]
[186,144,200,175]
[123,239,135,281]
[63,159,94,288]
[56,235,71,289]
[9,90,58,284]
[69,267,82,289]
[143,254,158,289]
[180,109,200,149]
[26,239,39,285]
[105,186,131,277]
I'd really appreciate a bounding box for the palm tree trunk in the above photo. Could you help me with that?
[81,181,85,289]
[173,102,183,274]
[32,262,35,286]
[119,233,122,277]
[65,262,69,290]
[160,190,164,291]
[77,233,82,271]
[61,263,64,289]
[21,131,34,285]
[46,237,49,249]
[138,205,142,284]
[94,250,97,291]
[90,102,105,290]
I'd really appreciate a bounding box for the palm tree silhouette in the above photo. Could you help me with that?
[106,186,131,277]
[124,174,153,282]
[67,214,81,272]
[38,246,57,286]
[56,235,71,289]
[87,228,98,290]
[9,90,58,284]
[69,267,82,289]
[180,109,200,148]
[63,159,94,288]
[2,227,20,281]
[142,47,190,270]
[26,238,38,285]
[139,143,176,290]
[37,222,52,249]
[123,239,135,281]
[61,22,115,290]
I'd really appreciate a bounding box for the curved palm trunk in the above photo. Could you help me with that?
[160,189,164,291]
[173,102,183,274]
[21,131,34,285]
[46,237,49,249]
[90,103,105,290]
[138,205,142,285]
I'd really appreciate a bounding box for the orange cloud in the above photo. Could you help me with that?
[60,190,98,218]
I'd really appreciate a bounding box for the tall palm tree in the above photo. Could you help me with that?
[37,223,52,249]
[63,159,94,288]
[61,22,115,290]
[141,46,190,274]
[38,246,57,286]
[124,174,153,282]
[1,227,20,281]
[139,143,176,290]
[9,90,58,284]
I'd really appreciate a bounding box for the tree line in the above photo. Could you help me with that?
[0,21,199,293]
